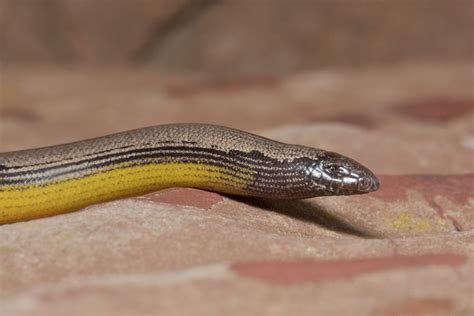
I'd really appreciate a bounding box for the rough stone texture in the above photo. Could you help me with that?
[0,63,473,315]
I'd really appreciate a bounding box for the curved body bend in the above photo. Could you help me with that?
[0,124,379,224]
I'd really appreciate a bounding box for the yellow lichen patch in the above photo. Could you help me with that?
[385,212,434,233]
[0,162,254,224]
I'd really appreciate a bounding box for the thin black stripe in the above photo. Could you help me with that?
[1,145,282,173]
[0,146,286,177]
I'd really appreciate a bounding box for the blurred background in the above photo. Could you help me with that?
[2,0,473,73]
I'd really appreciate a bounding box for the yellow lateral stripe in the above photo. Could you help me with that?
[0,162,254,224]
[1,162,252,198]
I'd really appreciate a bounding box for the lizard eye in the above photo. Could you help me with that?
[325,163,351,176]
[326,164,338,175]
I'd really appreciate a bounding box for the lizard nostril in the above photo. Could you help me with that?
[371,177,380,191]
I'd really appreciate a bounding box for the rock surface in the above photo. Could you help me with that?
[0,63,473,315]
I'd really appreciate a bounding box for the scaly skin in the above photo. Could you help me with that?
[0,124,379,224]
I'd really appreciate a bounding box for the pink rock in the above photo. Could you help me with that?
[1,64,473,315]
[394,98,474,122]
[232,253,467,285]
[143,188,223,210]
[375,298,455,316]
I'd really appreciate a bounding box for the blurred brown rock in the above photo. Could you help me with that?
[1,0,190,63]
[1,0,473,75]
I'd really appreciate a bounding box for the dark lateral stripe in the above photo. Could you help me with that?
[2,145,282,173]
[2,159,308,192]
[0,140,176,170]
[1,155,247,186]
[0,149,283,183]
[0,151,303,186]
[0,159,301,188]
[0,145,286,177]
